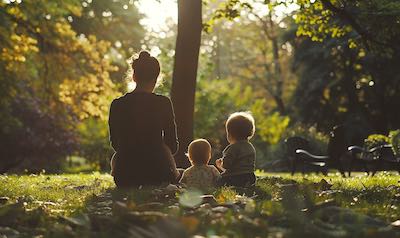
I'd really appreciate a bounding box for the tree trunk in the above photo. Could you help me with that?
[171,0,202,168]
[271,35,285,114]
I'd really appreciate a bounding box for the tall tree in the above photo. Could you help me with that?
[293,0,400,133]
[171,0,202,167]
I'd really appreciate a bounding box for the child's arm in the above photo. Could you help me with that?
[211,166,221,184]
[215,159,226,172]
[216,146,235,171]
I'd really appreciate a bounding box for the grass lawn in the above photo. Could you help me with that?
[0,172,399,237]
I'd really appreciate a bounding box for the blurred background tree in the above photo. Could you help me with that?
[0,0,142,172]
[294,0,400,135]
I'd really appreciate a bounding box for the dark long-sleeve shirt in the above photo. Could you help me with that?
[108,92,179,186]
[221,140,256,177]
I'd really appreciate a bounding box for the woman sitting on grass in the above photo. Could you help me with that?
[109,51,180,188]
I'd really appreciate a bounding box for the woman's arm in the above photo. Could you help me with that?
[163,97,179,155]
[108,100,120,151]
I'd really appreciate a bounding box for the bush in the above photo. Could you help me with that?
[389,130,400,155]
[364,134,390,150]
[76,118,113,170]
[0,95,77,173]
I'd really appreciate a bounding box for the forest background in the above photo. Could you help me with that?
[1,0,399,173]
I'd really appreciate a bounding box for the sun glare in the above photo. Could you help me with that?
[135,0,298,32]
[136,0,178,32]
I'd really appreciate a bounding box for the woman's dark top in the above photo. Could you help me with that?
[108,92,179,187]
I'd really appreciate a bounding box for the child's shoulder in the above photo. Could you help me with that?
[236,140,254,147]
[183,165,195,172]
[231,140,255,152]
[206,165,221,176]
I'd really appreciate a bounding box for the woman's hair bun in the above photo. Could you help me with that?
[139,51,151,59]
[130,50,160,82]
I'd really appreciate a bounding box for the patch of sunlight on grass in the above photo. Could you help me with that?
[0,173,114,215]
[256,171,400,222]
[257,171,400,191]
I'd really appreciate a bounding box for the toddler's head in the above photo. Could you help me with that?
[226,112,255,143]
[187,139,211,166]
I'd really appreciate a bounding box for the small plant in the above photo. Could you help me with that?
[389,130,400,155]
[364,134,390,150]
[214,187,237,204]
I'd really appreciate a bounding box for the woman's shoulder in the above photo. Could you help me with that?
[111,93,172,109]
[110,94,125,110]
[154,94,171,102]
[111,93,130,103]
[153,94,174,109]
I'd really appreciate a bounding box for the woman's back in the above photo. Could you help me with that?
[109,91,178,186]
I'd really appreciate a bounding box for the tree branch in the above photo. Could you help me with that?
[320,0,371,49]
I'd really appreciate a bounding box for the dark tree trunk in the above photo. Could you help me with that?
[271,35,285,114]
[171,0,202,168]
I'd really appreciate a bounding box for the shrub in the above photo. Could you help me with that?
[76,118,113,170]
[389,130,400,155]
[0,95,77,173]
[364,134,390,150]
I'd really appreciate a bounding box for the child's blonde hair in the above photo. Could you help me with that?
[187,139,211,166]
[226,111,255,140]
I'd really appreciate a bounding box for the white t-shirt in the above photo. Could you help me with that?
[180,165,221,190]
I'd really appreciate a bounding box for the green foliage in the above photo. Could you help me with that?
[70,0,144,87]
[193,77,291,164]
[261,124,329,167]
[203,0,253,33]
[295,0,350,42]
[284,124,329,153]
[77,118,113,169]
[0,0,143,171]
[208,0,400,145]
[257,111,290,145]
[295,0,400,53]
[290,22,400,135]
[195,2,299,163]
[389,130,400,155]
[364,134,390,150]
[0,95,78,173]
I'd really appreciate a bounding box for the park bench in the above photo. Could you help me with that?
[347,144,400,176]
[285,136,328,176]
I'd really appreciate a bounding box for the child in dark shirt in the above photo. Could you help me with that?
[216,112,256,187]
